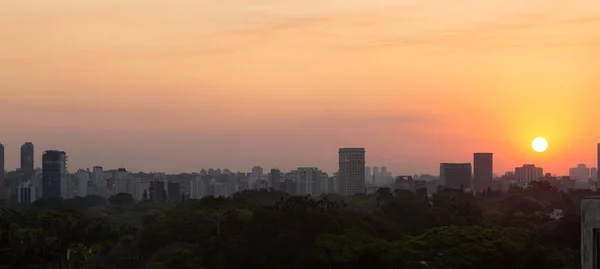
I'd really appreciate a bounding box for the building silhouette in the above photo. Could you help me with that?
[473,153,493,193]
[0,143,4,199]
[597,143,600,179]
[592,168,598,181]
[569,164,590,181]
[42,150,67,199]
[440,163,472,190]
[515,164,543,187]
[338,148,366,196]
[269,169,281,190]
[21,142,34,182]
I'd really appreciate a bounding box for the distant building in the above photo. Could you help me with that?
[365,167,372,183]
[20,142,35,182]
[252,166,263,175]
[515,164,543,186]
[75,169,89,197]
[190,176,207,199]
[570,164,590,181]
[42,150,67,199]
[338,148,366,196]
[0,143,4,200]
[395,176,414,191]
[296,167,322,196]
[473,153,493,193]
[17,180,35,204]
[150,180,165,202]
[167,182,181,202]
[597,143,600,179]
[440,163,472,190]
[269,169,281,190]
[592,168,598,181]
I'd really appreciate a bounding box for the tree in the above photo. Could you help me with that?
[142,189,148,201]
[109,193,135,206]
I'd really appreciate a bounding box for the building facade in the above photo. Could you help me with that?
[20,142,34,182]
[269,169,281,190]
[515,164,543,187]
[0,143,4,200]
[473,153,493,193]
[42,150,67,199]
[569,164,590,181]
[440,163,472,190]
[338,148,366,196]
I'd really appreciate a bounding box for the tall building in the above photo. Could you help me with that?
[365,166,372,182]
[42,150,67,199]
[20,142,34,181]
[338,148,366,196]
[296,167,322,196]
[515,164,543,186]
[569,164,590,181]
[0,143,4,199]
[252,166,263,175]
[440,163,472,190]
[592,168,598,181]
[597,143,600,179]
[473,153,493,193]
[75,169,89,197]
[269,169,281,190]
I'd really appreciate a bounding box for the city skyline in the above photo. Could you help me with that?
[2,1,600,174]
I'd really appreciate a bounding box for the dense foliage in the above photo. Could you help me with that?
[0,181,587,268]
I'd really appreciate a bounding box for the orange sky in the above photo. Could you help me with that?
[1,0,599,175]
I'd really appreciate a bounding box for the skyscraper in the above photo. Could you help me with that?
[21,142,34,181]
[473,153,493,193]
[440,163,472,190]
[0,143,4,199]
[42,150,67,199]
[338,148,366,196]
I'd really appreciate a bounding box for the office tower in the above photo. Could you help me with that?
[269,169,281,190]
[338,148,366,196]
[515,164,543,186]
[569,164,590,181]
[592,168,598,181]
[42,150,67,199]
[440,163,472,190]
[0,143,4,199]
[473,153,493,193]
[20,142,34,181]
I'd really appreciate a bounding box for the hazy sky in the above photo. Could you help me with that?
[1,0,600,175]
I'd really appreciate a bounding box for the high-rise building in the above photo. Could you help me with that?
[440,163,472,190]
[269,169,281,190]
[252,166,263,175]
[597,143,600,179]
[373,166,380,177]
[42,150,67,199]
[592,168,598,181]
[365,166,372,182]
[515,164,543,186]
[569,164,590,181]
[473,153,493,193]
[338,148,366,196]
[75,169,89,197]
[0,143,4,199]
[20,142,34,181]
[296,167,322,196]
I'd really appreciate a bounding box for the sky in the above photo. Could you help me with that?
[1,0,600,175]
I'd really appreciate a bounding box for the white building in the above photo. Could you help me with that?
[75,169,89,197]
[17,180,36,203]
[296,167,322,196]
[515,164,543,187]
[190,176,208,199]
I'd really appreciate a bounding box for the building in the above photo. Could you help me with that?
[17,180,36,203]
[190,176,208,199]
[592,168,598,181]
[440,163,472,190]
[134,178,152,201]
[149,180,165,202]
[570,164,590,181]
[0,142,4,200]
[167,182,181,202]
[252,166,263,175]
[581,195,600,269]
[338,148,366,196]
[42,150,67,199]
[597,143,600,179]
[75,169,89,197]
[296,167,322,196]
[395,176,414,191]
[515,164,543,186]
[473,153,493,193]
[365,167,371,183]
[269,169,281,190]
[20,142,34,182]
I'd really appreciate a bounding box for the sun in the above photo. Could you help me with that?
[532,137,548,152]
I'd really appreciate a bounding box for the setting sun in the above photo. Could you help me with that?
[532,137,548,153]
